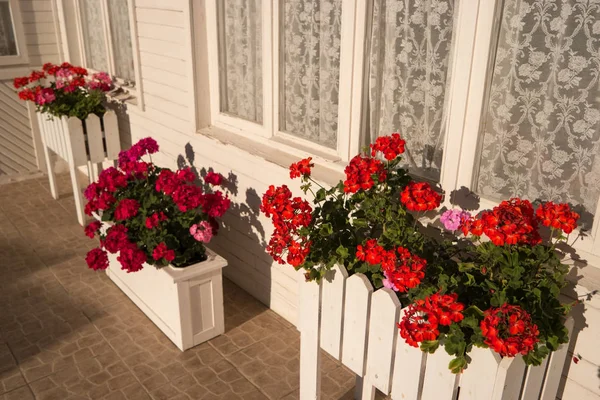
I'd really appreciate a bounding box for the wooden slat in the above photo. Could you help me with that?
[21,11,55,24]
[23,22,55,34]
[142,80,188,107]
[341,273,373,376]
[363,289,401,396]
[136,8,184,28]
[66,117,87,166]
[20,1,53,12]
[139,51,187,76]
[420,349,458,400]
[390,308,426,400]
[103,111,120,161]
[540,317,575,400]
[320,265,348,360]
[137,22,184,44]
[135,0,185,11]
[459,346,502,400]
[138,37,186,61]
[521,357,550,400]
[86,115,104,163]
[491,356,525,400]
[299,276,322,400]
[0,128,37,166]
[141,65,189,91]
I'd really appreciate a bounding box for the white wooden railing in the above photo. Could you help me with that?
[37,111,120,225]
[299,265,574,400]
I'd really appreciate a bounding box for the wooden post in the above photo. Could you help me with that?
[299,275,322,400]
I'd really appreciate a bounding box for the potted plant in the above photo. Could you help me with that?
[261,133,574,373]
[13,62,122,225]
[83,137,231,350]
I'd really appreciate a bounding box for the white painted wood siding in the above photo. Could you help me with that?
[20,0,61,66]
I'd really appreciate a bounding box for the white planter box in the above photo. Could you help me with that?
[106,249,227,351]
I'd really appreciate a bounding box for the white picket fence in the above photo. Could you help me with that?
[299,265,574,400]
[37,111,120,225]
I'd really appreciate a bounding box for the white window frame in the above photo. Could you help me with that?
[0,0,28,66]
[72,0,143,106]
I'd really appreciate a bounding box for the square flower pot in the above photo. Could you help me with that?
[105,248,227,351]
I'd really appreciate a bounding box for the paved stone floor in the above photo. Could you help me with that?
[0,174,357,400]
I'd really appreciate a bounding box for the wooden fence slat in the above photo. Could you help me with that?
[57,117,67,161]
[491,356,525,400]
[420,348,458,400]
[103,110,120,160]
[520,357,550,400]
[86,114,105,163]
[459,346,501,400]
[320,264,348,360]
[362,289,401,396]
[299,276,322,400]
[67,117,87,167]
[341,273,373,376]
[390,308,426,400]
[540,317,575,400]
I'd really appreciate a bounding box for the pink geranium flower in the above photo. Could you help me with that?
[190,221,213,243]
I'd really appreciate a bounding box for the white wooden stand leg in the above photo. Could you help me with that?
[354,376,365,400]
[360,378,375,400]
[43,145,59,200]
[300,279,322,400]
[68,162,86,226]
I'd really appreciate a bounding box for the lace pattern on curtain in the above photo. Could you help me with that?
[81,0,108,72]
[218,0,263,124]
[280,0,342,149]
[107,0,135,81]
[368,0,456,181]
[0,2,17,56]
[476,0,600,220]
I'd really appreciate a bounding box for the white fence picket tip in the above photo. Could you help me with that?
[341,273,373,376]
[390,308,426,400]
[363,288,401,395]
[459,345,502,400]
[540,317,575,400]
[66,117,87,166]
[86,114,104,163]
[320,264,348,360]
[520,357,550,400]
[103,110,120,160]
[492,355,525,400]
[420,348,458,400]
[299,275,322,400]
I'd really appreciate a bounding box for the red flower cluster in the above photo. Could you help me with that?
[261,185,312,267]
[463,198,541,246]
[356,239,395,268]
[84,221,102,239]
[85,248,109,271]
[205,171,224,186]
[84,167,127,216]
[383,247,427,292]
[89,221,148,273]
[289,157,314,179]
[114,199,140,221]
[343,155,386,193]
[152,242,175,262]
[480,304,539,357]
[370,133,406,160]
[118,137,159,175]
[536,202,579,234]
[201,191,231,218]
[400,182,442,212]
[399,293,465,347]
[145,212,167,229]
[102,225,130,254]
[117,242,147,273]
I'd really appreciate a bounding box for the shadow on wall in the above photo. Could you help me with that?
[177,143,277,309]
[106,102,133,151]
[442,186,600,397]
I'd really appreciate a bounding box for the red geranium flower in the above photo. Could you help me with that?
[152,242,175,262]
[535,201,579,234]
[205,171,224,185]
[289,157,314,179]
[480,304,539,357]
[370,133,406,160]
[84,221,102,239]
[145,212,167,229]
[400,182,442,211]
[103,225,129,253]
[343,155,386,193]
[117,242,147,273]
[114,199,140,221]
[85,248,109,271]
[382,247,427,292]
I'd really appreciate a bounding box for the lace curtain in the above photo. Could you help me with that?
[280,0,342,149]
[368,0,456,181]
[81,0,108,72]
[476,0,600,219]
[0,2,17,56]
[107,0,135,82]
[218,0,263,123]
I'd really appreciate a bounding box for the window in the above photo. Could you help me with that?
[76,0,139,92]
[0,0,27,66]
[205,0,600,256]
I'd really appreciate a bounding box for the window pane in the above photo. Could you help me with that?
[107,0,135,81]
[368,0,456,181]
[280,0,342,149]
[81,0,108,72]
[476,0,600,223]
[0,2,18,56]
[217,0,263,123]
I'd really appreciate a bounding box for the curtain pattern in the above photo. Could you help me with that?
[107,0,135,81]
[0,2,17,56]
[219,0,263,123]
[81,0,108,72]
[280,0,342,149]
[368,0,455,181]
[476,0,600,218]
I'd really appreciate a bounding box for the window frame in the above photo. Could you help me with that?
[73,0,143,106]
[0,0,28,66]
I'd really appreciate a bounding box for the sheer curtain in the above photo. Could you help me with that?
[80,0,108,72]
[368,0,456,181]
[107,0,135,82]
[0,2,17,56]
[476,0,600,219]
[280,0,342,149]
[218,0,263,124]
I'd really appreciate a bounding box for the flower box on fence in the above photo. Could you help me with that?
[299,265,574,400]
[37,110,120,225]
[105,244,227,351]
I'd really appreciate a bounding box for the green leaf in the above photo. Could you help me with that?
[448,357,468,374]
[420,340,439,353]
[319,223,333,236]
[460,315,480,330]
[458,262,476,272]
[335,245,349,259]
[546,335,559,351]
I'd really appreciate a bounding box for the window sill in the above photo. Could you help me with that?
[198,125,347,187]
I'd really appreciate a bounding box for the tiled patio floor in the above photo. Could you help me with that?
[0,174,357,400]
